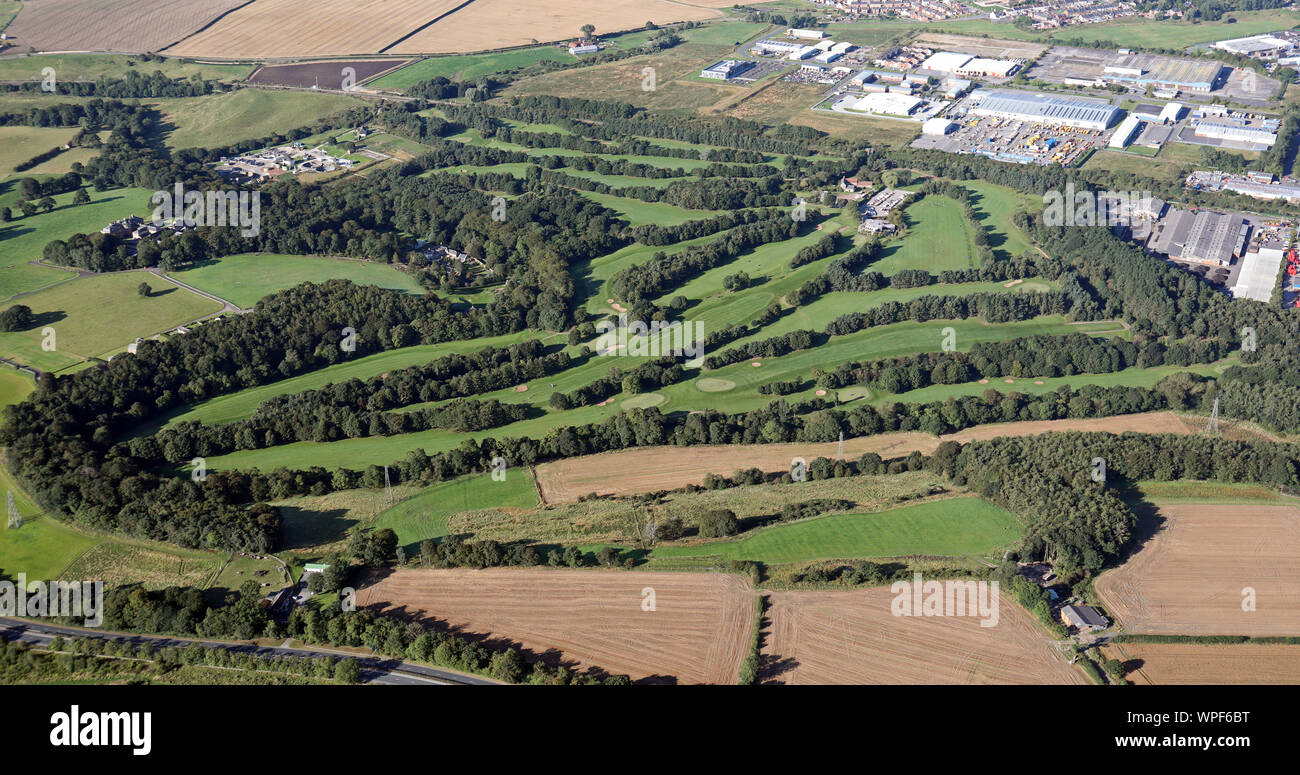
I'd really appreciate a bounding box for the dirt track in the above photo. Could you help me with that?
[356,567,755,684]
[1096,504,1300,636]
[535,412,1190,503]
[762,588,1086,685]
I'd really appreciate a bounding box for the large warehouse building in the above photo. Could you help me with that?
[1194,119,1278,148]
[1099,53,1225,93]
[1149,208,1248,267]
[966,90,1122,130]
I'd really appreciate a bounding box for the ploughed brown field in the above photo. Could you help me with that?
[1103,642,1300,685]
[534,412,1191,503]
[762,589,1086,685]
[1095,504,1300,635]
[386,0,722,55]
[356,567,755,684]
[165,0,466,58]
[248,59,413,88]
[6,0,247,53]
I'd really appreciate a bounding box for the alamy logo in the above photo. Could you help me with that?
[890,573,1000,627]
[50,706,151,756]
[0,574,102,626]
[151,183,261,237]
[594,314,705,360]
[1042,181,1153,228]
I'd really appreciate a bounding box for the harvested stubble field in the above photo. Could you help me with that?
[762,589,1085,685]
[7,0,247,53]
[166,0,465,58]
[247,59,414,88]
[1103,642,1300,685]
[356,567,755,684]
[387,0,723,55]
[534,412,1191,503]
[1095,504,1300,636]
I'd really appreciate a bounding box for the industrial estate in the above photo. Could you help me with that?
[0,0,1297,711]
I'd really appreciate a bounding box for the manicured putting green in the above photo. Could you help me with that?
[621,393,665,409]
[696,378,735,392]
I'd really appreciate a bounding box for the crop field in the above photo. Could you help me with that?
[0,126,80,177]
[1095,504,1300,636]
[762,588,1086,684]
[0,53,254,83]
[166,0,466,58]
[0,187,160,266]
[650,497,1022,565]
[535,412,1191,502]
[157,89,366,150]
[6,0,245,53]
[1102,641,1300,685]
[356,567,756,684]
[248,59,414,88]
[59,542,218,590]
[0,271,223,371]
[387,0,723,55]
[170,254,424,309]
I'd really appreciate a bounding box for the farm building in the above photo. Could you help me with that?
[568,44,598,55]
[967,90,1121,130]
[1060,605,1109,631]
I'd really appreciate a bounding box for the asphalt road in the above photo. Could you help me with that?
[0,617,498,686]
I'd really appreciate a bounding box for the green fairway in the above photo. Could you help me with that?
[0,271,223,371]
[163,331,538,427]
[374,472,540,552]
[170,254,424,309]
[0,186,158,265]
[0,53,254,84]
[0,126,80,178]
[578,191,719,226]
[960,181,1038,259]
[0,262,74,299]
[650,497,1023,564]
[157,89,366,150]
[871,195,978,276]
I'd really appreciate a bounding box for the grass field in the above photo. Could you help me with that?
[0,368,33,407]
[0,127,79,178]
[0,1,19,31]
[0,271,223,371]
[157,89,366,150]
[0,261,73,299]
[870,195,978,276]
[60,541,218,591]
[370,47,572,89]
[0,53,254,83]
[650,496,1021,565]
[0,513,101,582]
[373,472,540,552]
[170,254,424,309]
[1049,10,1300,49]
[0,186,158,266]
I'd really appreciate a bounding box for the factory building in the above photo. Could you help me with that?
[954,58,1019,79]
[1099,53,1225,93]
[853,92,923,116]
[700,60,754,80]
[966,90,1122,130]
[919,51,973,73]
[1194,119,1278,147]
[1149,209,1248,267]
[1108,114,1143,148]
[1212,34,1292,59]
